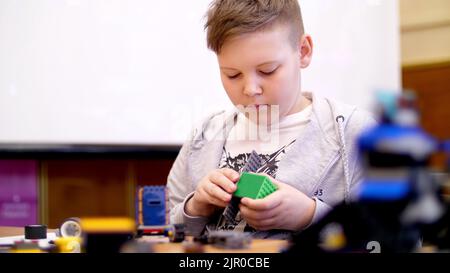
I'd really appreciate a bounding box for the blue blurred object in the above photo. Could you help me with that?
[357,90,437,202]
[137,186,167,226]
[358,124,437,161]
[359,180,410,201]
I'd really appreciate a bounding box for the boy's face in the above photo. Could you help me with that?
[217,23,312,120]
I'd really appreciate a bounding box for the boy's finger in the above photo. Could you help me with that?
[247,218,276,231]
[219,168,240,182]
[240,193,281,211]
[210,171,237,193]
[208,195,229,208]
[239,204,278,221]
[205,183,232,203]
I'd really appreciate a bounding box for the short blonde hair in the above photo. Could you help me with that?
[205,0,304,54]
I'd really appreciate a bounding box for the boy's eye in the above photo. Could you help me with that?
[259,68,277,76]
[227,73,241,79]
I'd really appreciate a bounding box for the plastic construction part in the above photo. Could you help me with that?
[165,224,186,243]
[207,231,252,249]
[222,150,263,225]
[242,150,262,173]
[222,197,241,225]
[234,172,278,199]
[24,225,47,240]
[137,224,186,242]
[137,186,167,226]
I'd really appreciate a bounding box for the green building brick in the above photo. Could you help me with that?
[234,172,278,199]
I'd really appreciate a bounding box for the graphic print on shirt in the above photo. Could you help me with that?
[215,139,296,232]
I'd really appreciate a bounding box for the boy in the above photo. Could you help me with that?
[167,0,376,239]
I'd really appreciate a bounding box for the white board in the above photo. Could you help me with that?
[0,0,400,145]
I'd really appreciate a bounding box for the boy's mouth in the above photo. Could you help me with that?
[248,104,268,110]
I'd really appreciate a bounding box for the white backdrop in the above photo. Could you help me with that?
[0,0,400,145]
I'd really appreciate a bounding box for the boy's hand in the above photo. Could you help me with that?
[185,168,240,217]
[239,174,316,231]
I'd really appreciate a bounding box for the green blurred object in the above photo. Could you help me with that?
[234,172,277,199]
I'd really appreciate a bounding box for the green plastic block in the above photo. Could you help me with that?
[234,172,278,199]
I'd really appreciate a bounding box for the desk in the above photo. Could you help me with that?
[148,236,288,253]
[0,226,57,237]
[0,226,26,237]
[0,226,288,253]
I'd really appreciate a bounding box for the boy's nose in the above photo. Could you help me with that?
[243,79,263,97]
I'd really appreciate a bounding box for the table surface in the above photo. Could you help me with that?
[0,226,27,237]
[0,226,288,253]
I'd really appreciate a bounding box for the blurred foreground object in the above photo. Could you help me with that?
[194,230,252,249]
[81,217,135,253]
[136,223,185,243]
[288,91,450,253]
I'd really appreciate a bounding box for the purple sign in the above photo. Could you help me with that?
[0,160,38,226]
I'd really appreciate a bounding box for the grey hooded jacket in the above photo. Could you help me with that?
[166,92,377,238]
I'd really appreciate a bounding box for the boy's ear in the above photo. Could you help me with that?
[298,34,313,69]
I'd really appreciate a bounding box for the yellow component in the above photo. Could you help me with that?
[10,241,43,253]
[55,237,82,253]
[323,233,347,251]
[81,217,136,233]
[11,249,43,253]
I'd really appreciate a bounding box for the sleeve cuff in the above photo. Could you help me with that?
[178,192,211,236]
[303,197,332,230]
